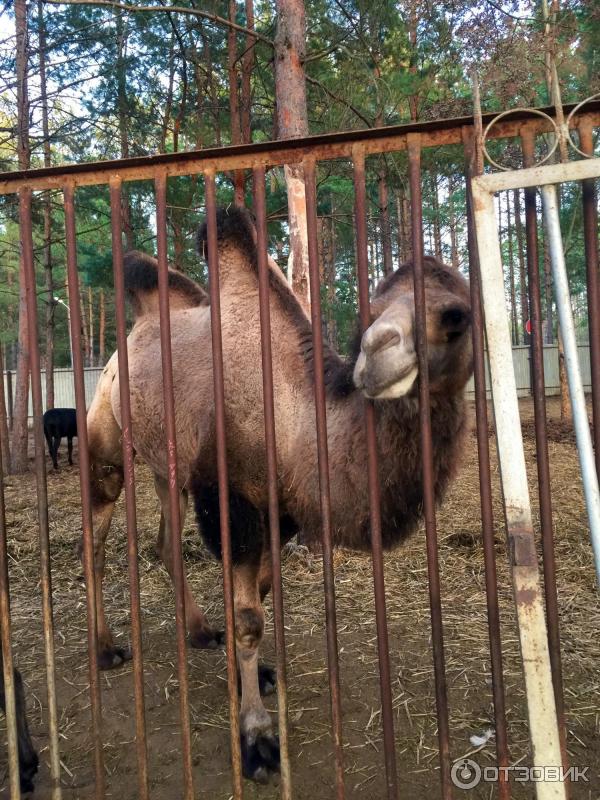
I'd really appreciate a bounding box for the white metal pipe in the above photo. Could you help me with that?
[477,156,600,193]
[471,181,566,800]
[541,183,600,585]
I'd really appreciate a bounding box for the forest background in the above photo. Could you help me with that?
[0,0,598,471]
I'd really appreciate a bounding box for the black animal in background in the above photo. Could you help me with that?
[0,643,39,793]
[43,408,77,470]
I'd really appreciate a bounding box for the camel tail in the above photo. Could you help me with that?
[123,251,208,319]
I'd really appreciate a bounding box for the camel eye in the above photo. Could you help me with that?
[440,307,470,341]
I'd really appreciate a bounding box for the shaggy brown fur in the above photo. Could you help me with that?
[112,205,472,782]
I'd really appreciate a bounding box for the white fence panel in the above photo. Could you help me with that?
[3,367,104,419]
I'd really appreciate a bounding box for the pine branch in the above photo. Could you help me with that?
[43,0,274,45]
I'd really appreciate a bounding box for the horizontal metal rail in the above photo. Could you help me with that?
[0,102,598,194]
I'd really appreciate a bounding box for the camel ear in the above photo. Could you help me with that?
[440,305,470,341]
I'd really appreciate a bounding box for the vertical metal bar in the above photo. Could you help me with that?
[578,117,600,476]
[470,174,565,800]
[406,134,452,799]
[18,187,62,800]
[252,167,293,799]
[352,146,399,800]
[63,183,106,799]
[0,434,21,800]
[540,183,600,584]
[107,179,151,797]
[203,171,244,799]
[520,128,569,781]
[462,127,510,800]
[301,158,346,800]
[154,171,194,800]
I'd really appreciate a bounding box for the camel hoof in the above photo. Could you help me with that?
[241,731,280,783]
[188,627,224,650]
[98,645,132,670]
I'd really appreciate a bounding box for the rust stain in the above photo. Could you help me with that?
[515,587,537,607]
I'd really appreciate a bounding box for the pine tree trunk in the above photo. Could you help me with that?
[543,234,554,344]
[275,0,310,312]
[80,288,90,367]
[0,345,10,470]
[241,0,255,144]
[431,173,443,260]
[88,286,94,367]
[37,0,54,410]
[116,12,134,250]
[11,0,31,473]
[506,193,519,345]
[448,176,459,269]
[378,161,393,275]
[513,188,530,344]
[99,289,106,366]
[229,0,245,204]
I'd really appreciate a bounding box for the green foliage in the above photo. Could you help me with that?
[0,0,597,367]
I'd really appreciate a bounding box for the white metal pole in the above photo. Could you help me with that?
[471,178,566,800]
[541,183,600,585]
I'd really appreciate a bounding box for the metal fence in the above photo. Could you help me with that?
[2,344,593,422]
[0,101,598,800]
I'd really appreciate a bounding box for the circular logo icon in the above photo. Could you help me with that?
[451,758,482,790]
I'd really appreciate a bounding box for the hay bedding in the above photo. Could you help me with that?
[0,397,598,799]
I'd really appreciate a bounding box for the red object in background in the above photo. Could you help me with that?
[525,319,532,335]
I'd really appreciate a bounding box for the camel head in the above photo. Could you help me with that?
[353,258,472,400]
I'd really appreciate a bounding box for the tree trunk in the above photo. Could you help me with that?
[229,0,245,204]
[116,12,134,250]
[378,160,393,275]
[159,34,175,154]
[11,0,31,473]
[0,345,10,470]
[80,288,90,367]
[274,0,310,312]
[506,193,519,345]
[88,286,94,367]
[431,173,443,260]
[448,175,459,269]
[241,0,255,144]
[99,289,106,366]
[513,188,530,344]
[38,0,54,410]
[543,234,554,344]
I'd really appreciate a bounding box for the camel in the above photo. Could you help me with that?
[87,207,472,782]
[85,253,225,670]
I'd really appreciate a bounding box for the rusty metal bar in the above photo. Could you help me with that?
[406,134,453,799]
[19,187,63,800]
[578,117,600,477]
[520,128,570,779]
[462,127,510,800]
[0,434,21,799]
[471,169,565,800]
[1,104,598,195]
[352,146,399,800]
[203,171,244,798]
[302,158,346,800]
[63,184,106,798]
[252,167,293,799]
[154,171,194,800]
[108,179,153,799]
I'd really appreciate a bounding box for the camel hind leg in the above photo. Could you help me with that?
[153,475,223,649]
[88,457,132,669]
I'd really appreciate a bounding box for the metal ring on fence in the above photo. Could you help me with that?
[482,107,559,171]
[565,91,600,158]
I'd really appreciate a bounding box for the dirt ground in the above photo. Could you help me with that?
[0,397,598,799]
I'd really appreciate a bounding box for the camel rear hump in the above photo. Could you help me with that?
[123,250,207,320]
